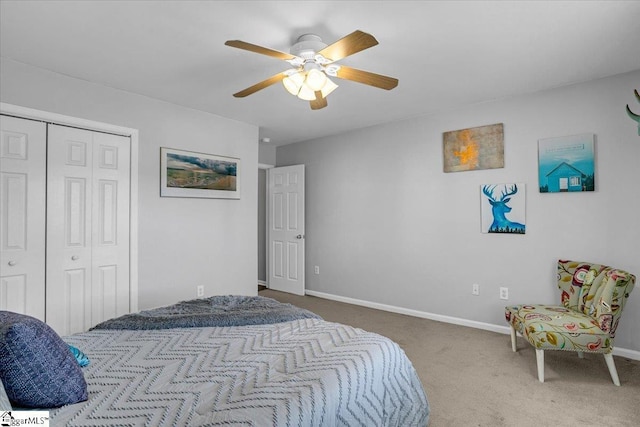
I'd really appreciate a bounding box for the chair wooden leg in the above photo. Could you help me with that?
[536,349,544,383]
[510,326,517,352]
[604,353,620,386]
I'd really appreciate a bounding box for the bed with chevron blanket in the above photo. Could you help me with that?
[49,296,430,426]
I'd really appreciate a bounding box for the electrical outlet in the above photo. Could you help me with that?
[197,285,204,297]
[472,283,480,296]
[499,287,509,300]
[314,266,320,275]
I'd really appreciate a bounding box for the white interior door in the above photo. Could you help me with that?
[268,165,305,295]
[91,131,131,326]
[0,115,46,319]
[46,124,130,335]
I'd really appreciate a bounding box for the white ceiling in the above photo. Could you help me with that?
[1,1,639,146]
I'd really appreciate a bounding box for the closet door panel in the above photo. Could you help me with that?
[0,115,46,319]
[64,268,89,332]
[47,124,93,335]
[1,275,27,313]
[91,131,130,326]
[47,125,131,335]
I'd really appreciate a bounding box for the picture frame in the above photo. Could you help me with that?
[537,133,595,193]
[443,123,504,172]
[160,147,240,199]
[480,183,526,234]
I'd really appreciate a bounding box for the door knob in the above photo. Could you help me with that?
[296,234,304,239]
[71,255,79,261]
[8,260,16,266]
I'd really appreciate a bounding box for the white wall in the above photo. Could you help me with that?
[1,58,259,310]
[277,70,640,353]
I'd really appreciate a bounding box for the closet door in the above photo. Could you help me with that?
[0,115,46,319]
[46,124,130,335]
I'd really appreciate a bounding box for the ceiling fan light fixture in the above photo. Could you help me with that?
[296,74,338,101]
[320,77,338,98]
[282,71,304,96]
[305,68,327,91]
[297,83,317,101]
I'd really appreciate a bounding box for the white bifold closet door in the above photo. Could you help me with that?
[46,124,130,336]
[0,115,47,320]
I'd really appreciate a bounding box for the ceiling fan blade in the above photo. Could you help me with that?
[233,72,287,98]
[317,30,378,63]
[225,40,297,61]
[310,91,328,110]
[333,65,398,90]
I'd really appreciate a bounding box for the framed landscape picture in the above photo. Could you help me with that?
[160,147,240,199]
[538,133,595,193]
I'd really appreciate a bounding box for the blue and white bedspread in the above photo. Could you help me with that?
[53,318,430,426]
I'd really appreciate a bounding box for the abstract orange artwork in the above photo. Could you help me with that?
[443,123,504,172]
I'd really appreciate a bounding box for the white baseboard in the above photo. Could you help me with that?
[258,280,267,287]
[304,289,640,361]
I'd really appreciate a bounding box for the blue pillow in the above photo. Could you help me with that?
[0,311,88,408]
[68,344,90,367]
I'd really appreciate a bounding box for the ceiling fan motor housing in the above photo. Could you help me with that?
[290,34,327,60]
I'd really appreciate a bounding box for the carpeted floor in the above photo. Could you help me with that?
[259,289,640,427]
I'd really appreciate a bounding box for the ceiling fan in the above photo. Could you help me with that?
[224,30,398,110]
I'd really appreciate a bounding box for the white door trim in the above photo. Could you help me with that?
[258,163,274,288]
[0,102,139,313]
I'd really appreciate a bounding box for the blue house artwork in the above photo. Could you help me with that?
[544,162,587,192]
[538,133,595,193]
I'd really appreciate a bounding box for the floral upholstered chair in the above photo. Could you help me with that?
[505,260,635,386]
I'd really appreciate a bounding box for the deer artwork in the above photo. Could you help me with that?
[626,89,640,135]
[482,184,525,233]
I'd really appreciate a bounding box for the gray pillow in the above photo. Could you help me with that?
[0,311,88,408]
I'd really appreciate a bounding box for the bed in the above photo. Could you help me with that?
[1,295,430,426]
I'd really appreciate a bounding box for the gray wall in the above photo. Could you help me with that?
[1,58,259,310]
[277,70,640,353]
[259,144,276,166]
